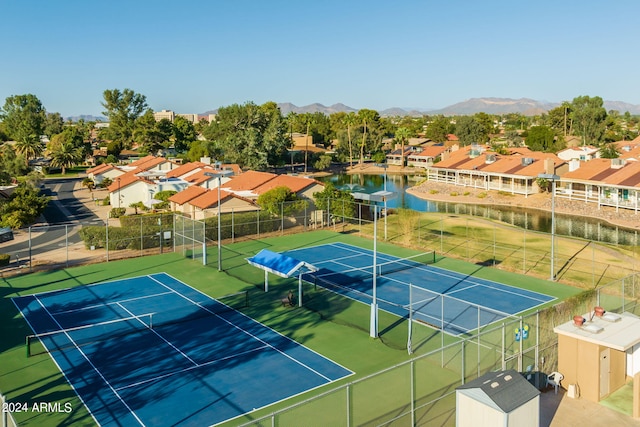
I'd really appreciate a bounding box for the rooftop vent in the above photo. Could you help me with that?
[583,324,604,334]
[485,154,496,164]
[521,157,534,166]
[601,313,622,322]
[611,158,626,169]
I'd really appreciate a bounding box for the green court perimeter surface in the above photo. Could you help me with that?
[0,230,582,426]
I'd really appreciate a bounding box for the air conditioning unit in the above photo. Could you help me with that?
[521,157,534,166]
[611,158,626,169]
[485,154,496,164]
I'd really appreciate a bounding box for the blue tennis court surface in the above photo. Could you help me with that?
[284,243,554,335]
[13,273,352,426]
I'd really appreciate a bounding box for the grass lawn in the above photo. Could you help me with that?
[0,230,583,426]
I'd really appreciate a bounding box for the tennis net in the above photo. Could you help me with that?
[313,250,436,283]
[26,312,154,357]
[26,290,249,357]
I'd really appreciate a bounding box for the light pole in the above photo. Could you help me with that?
[374,162,389,240]
[538,173,560,281]
[368,190,396,338]
[205,170,233,271]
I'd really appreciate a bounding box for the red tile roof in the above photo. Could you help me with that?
[168,185,207,204]
[221,171,276,191]
[252,174,323,195]
[106,170,154,192]
[188,189,257,209]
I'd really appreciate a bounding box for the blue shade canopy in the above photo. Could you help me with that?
[247,249,317,278]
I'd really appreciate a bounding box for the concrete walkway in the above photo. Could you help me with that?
[541,388,639,426]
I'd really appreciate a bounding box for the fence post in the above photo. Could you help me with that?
[501,323,506,370]
[346,384,351,427]
[461,341,465,384]
[281,201,284,236]
[257,210,260,237]
[28,226,32,270]
[327,198,331,229]
[410,360,416,426]
[105,218,109,262]
[65,224,69,268]
[440,214,444,254]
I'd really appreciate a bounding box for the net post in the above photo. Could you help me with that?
[149,313,153,329]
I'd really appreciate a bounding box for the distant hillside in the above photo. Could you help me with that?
[66,114,107,122]
[428,98,557,116]
[200,98,640,119]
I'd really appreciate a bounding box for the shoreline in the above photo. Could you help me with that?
[407,181,640,232]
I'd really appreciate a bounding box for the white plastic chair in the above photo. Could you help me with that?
[547,371,563,394]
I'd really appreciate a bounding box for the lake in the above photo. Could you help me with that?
[318,173,639,246]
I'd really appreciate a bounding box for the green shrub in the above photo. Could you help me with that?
[429,189,439,195]
[109,208,126,218]
[477,192,488,199]
[0,253,9,266]
[450,192,458,197]
[463,191,470,196]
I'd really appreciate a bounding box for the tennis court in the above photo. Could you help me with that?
[285,242,555,335]
[12,273,352,426]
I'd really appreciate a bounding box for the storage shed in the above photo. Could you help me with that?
[456,369,540,427]
[554,309,640,403]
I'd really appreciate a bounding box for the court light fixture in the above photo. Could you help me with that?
[204,169,234,271]
[537,173,560,281]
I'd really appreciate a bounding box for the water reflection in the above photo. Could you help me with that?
[318,174,639,245]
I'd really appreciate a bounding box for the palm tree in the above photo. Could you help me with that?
[14,135,45,167]
[357,109,377,168]
[81,177,95,193]
[395,127,411,169]
[343,112,357,167]
[49,142,83,174]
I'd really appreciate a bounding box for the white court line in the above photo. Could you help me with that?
[332,243,553,304]
[115,344,270,392]
[12,298,101,427]
[32,295,146,426]
[51,291,173,316]
[149,274,338,382]
[116,302,199,367]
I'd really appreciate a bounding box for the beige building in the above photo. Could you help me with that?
[153,109,175,122]
[554,309,640,408]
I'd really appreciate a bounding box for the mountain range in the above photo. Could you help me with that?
[66,98,640,122]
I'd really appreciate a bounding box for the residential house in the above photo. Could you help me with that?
[426,145,566,196]
[168,186,258,220]
[86,163,125,185]
[407,145,450,169]
[385,147,415,166]
[556,158,640,212]
[164,161,240,189]
[557,146,599,162]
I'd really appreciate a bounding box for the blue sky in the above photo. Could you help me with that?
[2,0,638,117]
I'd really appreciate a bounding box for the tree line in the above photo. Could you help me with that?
[1,89,638,228]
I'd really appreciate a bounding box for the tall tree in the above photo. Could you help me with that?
[203,101,289,170]
[0,144,28,184]
[394,127,411,169]
[133,111,169,154]
[455,116,485,146]
[525,125,562,152]
[0,94,47,165]
[100,88,148,155]
[425,115,453,143]
[357,109,379,166]
[342,112,358,167]
[570,95,607,145]
[44,112,64,137]
[172,115,197,152]
[48,126,86,174]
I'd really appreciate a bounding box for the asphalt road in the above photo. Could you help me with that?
[0,178,105,264]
